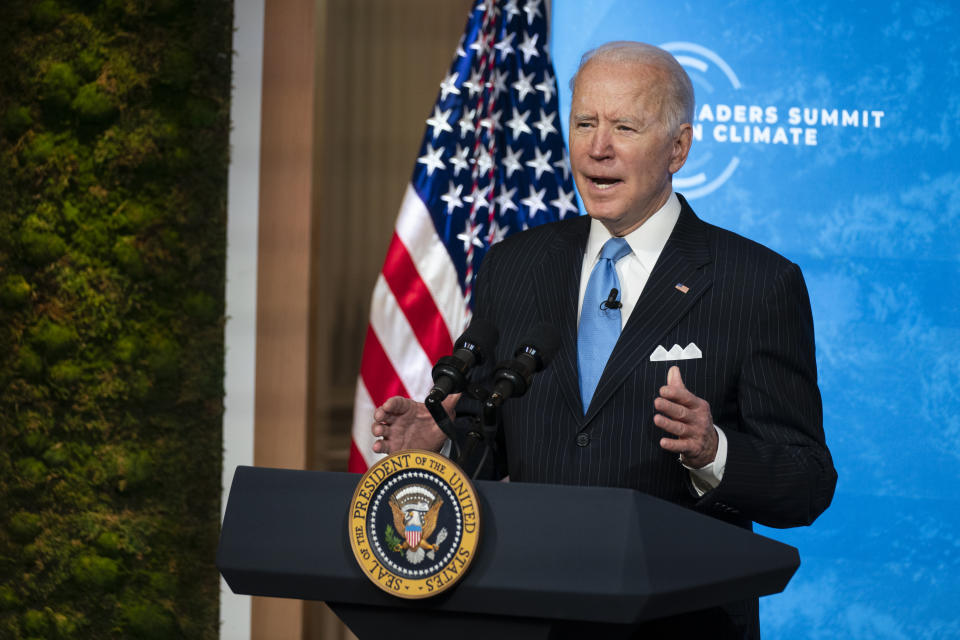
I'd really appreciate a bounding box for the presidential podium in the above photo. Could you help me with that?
[217,466,799,639]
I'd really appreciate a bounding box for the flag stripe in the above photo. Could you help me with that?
[349,378,380,472]
[359,325,410,406]
[394,185,467,338]
[368,276,434,397]
[382,233,454,364]
[349,439,369,473]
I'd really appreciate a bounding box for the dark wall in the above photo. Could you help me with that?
[0,1,232,637]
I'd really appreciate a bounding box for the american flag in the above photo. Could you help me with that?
[349,0,579,472]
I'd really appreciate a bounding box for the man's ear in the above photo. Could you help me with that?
[669,123,693,174]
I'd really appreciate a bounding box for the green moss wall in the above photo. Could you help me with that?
[0,1,232,637]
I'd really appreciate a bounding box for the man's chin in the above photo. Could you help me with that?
[587,210,629,233]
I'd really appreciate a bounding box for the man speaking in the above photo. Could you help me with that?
[371,41,837,638]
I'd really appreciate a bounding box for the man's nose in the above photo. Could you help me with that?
[588,126,613,159]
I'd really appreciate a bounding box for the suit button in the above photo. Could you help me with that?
[576,433,590,447]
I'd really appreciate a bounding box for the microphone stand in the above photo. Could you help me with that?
[472,392,503,480]
[424,393,461,460]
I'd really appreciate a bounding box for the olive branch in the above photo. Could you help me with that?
[384,523,403,552]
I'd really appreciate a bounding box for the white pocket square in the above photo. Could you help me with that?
[649,342,702,362]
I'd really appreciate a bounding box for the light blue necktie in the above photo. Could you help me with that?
[578,237,631,413]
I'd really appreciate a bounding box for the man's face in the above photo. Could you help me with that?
[569,59,692,236]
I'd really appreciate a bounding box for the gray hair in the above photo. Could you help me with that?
[569,41,695,134]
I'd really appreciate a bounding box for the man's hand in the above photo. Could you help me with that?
[370,394,459,455]
[654,366,718,469]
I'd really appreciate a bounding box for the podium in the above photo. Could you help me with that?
[217,466,799,638]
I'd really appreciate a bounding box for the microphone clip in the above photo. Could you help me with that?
[600,287,622,311]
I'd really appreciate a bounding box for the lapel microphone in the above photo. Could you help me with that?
[601,288,622,310]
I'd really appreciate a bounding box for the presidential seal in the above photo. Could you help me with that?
[349,450,481,599]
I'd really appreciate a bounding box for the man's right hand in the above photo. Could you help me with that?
[371,395,457,455]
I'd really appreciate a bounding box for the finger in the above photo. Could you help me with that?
[657,409,712,440]
[373,405,395,422]
[667,365,684,388]
[653,397,691,422]
[658,381,698,407]
[653,412,688,437]
[371,422,387,438]
[372,438,389,454]
[658,436,686,454]
[378,396,410,417]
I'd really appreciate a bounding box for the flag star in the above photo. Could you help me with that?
[426,106,453,139]
[512,69,535,102]
[458,108,477,137]
[457,220,485,252]
[475,146,494,174]
[455,35,466,59]
[533,109,558,141]
[417,143,446,176]
[439,72,461,101]
[463,69,484,97]
[495,184,518,213]
[440,181,464,214]
[488,219,510,245]
[550,187,579,219]
[450,144,470,176]
[493,31,515,58]
[479,108,502,132]
[523,0,543,25]
[553,148,571,180]
[535,69,556,103]
[518,31,540,64]
[501,145,523,177]
[506,107,532,138]
[469,34,486,53]
[525,147,553,179]
[475,0,494,15]
[520,185,548,217]
[492,68,509,97]
[503,0,521,21]
[464,183,491,210]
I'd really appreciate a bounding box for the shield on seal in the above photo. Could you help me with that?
[404,525,422,548]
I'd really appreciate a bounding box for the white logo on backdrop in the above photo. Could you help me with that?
[661,41,886,199]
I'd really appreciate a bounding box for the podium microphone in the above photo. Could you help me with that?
[424,319,499,456]
[487,322,561,408]
[426,318,499,404]
[467,322,560,478]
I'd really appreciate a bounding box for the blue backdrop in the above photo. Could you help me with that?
[551,2,960,637]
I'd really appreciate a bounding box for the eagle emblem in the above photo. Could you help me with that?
[387,484,447,565]
[349,450,481,598]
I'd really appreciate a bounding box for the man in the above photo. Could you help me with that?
[371,42,836,638]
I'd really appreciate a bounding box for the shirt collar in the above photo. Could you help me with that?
[584,192,681,273]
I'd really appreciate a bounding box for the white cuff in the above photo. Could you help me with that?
[684,425,727,496]
[439,438,452,458]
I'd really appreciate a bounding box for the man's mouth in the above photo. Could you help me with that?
[590,177,622,190]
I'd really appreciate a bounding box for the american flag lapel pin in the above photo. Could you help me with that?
[675,283,690,294]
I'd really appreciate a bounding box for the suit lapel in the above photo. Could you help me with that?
[583,199,714,424]
[532,216,589,421]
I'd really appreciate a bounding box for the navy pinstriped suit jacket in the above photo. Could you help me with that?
[458,195,836,636]
[465,194,835,527]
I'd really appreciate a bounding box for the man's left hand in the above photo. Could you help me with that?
[654,366,718,469]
